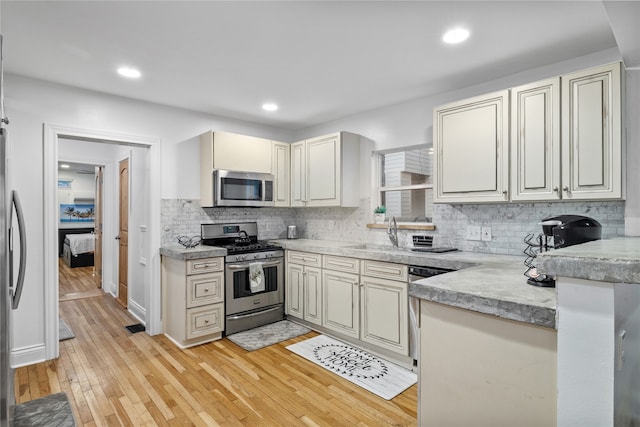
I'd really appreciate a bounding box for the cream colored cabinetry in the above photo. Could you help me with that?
[290,132,362,207]
[360,260,409,355]
[435,62,623,203]
[286,251,322,325]
[561,62,623,200]
[162,256,225,348]
[322,269,360,339]
[511,63,623,201]
[272,142,291,207]
[510,78,561,201]
[199,131,274,206]
[433,90,510,203]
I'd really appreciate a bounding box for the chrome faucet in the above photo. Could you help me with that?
[387,216,398,247]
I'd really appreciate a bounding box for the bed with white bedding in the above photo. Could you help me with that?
[62,233,95,268]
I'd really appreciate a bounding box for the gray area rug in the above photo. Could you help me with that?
[287,334,417,400]
[227,320,311,351]
[59,319,75,341]
[14,392,76,426]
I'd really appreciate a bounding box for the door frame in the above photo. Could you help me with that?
[44,124,162,360]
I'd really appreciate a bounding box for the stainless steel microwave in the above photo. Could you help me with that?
[212,170,275,207]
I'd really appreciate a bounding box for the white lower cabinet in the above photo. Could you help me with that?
[360,275,408,355]
[286,250,410,357]
[162,256,225,348]
[286,251,323,326]
[322,269,360,339]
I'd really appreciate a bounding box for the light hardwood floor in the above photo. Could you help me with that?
[16,264,417,426]
[59,257,103,301]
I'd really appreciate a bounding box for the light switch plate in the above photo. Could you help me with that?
[466,226,481,241]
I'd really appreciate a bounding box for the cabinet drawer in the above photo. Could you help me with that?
[186,304,224,339]
[187,257,223,275]
[323,255,360,274]
[361,260,408,282]
[186,272,224,308]
[287,251,322,267]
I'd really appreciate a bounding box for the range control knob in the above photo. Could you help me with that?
[253,254,259,259]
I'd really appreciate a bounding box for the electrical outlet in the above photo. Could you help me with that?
[466,226,481,241]
[481,226,492,241]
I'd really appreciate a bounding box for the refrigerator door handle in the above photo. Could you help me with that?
[10,190,26,309]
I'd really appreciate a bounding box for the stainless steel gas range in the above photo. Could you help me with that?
[201,222,284,335]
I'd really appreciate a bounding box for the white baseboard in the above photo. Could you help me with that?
[11,344,47,368]
[128,299,146,326]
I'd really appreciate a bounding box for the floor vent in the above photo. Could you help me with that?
[125,323,145,334]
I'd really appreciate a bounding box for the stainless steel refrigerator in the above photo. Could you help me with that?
[0,35,27,427]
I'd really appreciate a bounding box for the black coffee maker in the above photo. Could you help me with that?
[524,215,602,287]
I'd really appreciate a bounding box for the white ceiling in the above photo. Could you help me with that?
[1,1,633,130]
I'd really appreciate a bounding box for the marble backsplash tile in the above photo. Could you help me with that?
[162,198,625,256]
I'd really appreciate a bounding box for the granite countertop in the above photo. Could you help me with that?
[272,239,557,329]
[159,245,226,260]
[158,238,557,328]
[537,236,640,284]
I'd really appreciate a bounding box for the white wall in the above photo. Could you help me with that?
[5,74,293,363]
[293,49,622,150]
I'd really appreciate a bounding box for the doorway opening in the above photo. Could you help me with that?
[57,160,104,302]
[44,125,162,361]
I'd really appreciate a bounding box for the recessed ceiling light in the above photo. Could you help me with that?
[60,164,70,169]
[442,28,470,44]
[262,103,278,112]
[117,66,141,79]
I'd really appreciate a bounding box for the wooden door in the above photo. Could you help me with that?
[510,78,561,201]
[561,62,622,200]
[322,270,359,339]
[93,166,104,288]
[303,266,322,326]
[117,159,129,308]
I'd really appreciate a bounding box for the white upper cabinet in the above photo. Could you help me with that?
[434,62,624,204]
[561,62,623,200]
[290,132,362,207]
[433,90,510,203]
[290,140,307,207]
[199,131,275,207]
[510,78,561,201]
[200,131,272,174]
[272,142,290,207]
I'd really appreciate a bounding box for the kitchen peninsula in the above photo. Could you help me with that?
[270,239,558,426]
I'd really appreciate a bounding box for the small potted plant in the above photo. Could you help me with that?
[374,206,387,224]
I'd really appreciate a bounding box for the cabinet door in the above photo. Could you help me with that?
[360,276,408,355]
[322,270,359,339]
[433,90,510,203]
[306,133,341,206]
[304,266,322,326]
[561,62,623,200]
[290,141,306,207]
[213,132,272,174]
[511,78,561,201]
[272,142,290,207]
[286,263,304,319]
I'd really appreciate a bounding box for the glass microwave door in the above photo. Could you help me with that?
[220,177,262,201]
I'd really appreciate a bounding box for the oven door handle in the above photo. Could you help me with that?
[227,260,282,270]
[227,305,282,321]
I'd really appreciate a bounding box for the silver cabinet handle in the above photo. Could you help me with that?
[553,187,559,192]
[563,186,570,192]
